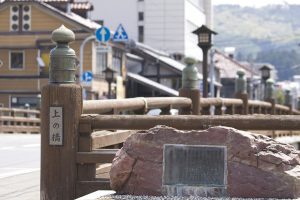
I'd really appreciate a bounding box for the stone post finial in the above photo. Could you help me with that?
[182,57,199,89]
[284,89,291,106]
[265,78,274,100]
[49,25,77,83]
[235,69,246,94]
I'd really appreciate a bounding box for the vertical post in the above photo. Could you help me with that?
[284,89,293,114]
[265,78,275,115]
[202,49,209,98]
[235,70,248,115]
[41,25,82,200]
[209,49,215,98]
[108,82,112,99]
[179,58,200,115]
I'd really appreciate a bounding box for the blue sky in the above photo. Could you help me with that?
[213,0,300,7]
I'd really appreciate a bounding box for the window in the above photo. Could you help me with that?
[10,5,31,32]
[112,49,122,75]
[138,12,144,21]
[138,26,144,42]
[10,51,24,69]
[96,52,107,75]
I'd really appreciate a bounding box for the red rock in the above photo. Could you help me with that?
[109,126,300,198]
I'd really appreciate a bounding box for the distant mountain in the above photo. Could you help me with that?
[214,4,300,80]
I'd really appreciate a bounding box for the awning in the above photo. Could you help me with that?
[127,72,179,96]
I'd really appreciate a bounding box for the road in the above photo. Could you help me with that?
[0,134,40,200]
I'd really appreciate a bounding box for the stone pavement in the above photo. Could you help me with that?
[0,171,39,200]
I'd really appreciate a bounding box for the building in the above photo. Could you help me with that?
[214,50,260,98]
[90,0,212,60]
[0,0,127,108]
[126,42,222,98]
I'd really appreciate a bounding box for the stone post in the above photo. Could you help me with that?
[179,58,200,115]
[265,78,275,114]
[297,97,300,111]
[41,25,82,200]
[235,70,248,115]
[284,89,293,114]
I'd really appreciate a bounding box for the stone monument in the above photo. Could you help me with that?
[110,126,300,198]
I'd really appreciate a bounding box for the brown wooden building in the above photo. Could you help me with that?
[0,0,127,108]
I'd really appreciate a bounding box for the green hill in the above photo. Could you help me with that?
[214,4,300,80]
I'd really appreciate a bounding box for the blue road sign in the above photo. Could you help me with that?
[95,27,111,42]
[112,24,129,42]
[82,71,93,82]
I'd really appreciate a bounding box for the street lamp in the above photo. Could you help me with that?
[102,67,117,99]
[259,65,271,100]
[260,65,271,82]
[193,25,217,97]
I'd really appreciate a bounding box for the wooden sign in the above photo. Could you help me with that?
[49,106,63,146]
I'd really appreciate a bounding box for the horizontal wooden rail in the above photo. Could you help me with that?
[200,98,243,107]
[91,130,136,148]
[248,100,272,108]
[77,149,118,164]
[0,116,40,123]
[274,104,290,112]
[0,107,40,115]
[80,115,300,131]
[83,97,191,114]
[0,126,40,133]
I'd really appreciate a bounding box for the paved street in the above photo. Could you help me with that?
[0,134,40,200]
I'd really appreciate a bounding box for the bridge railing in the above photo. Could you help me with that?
[40,26,300,200]
[83,97,192,115]
[74,95,300,198]
[0,107,40,133]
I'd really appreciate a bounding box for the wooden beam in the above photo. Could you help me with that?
[77,149,118,164]
[91,130,136,148]
[82,97,191,114]
[80,115,300,131]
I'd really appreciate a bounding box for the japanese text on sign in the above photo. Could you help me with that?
[49,107,63,146]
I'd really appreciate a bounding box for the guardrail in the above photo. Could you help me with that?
[0,107,40,133]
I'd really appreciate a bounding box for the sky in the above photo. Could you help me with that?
[213,0,300,7]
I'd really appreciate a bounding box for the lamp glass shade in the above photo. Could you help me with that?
[105,70,114,82]
[199,33,210,44]
[261,68,270,79]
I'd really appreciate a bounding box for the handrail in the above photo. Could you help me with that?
[274,104,290,111]
[248,100,272,108]
[83,97,191,114]
[200,98,243,107]
[0,107,40,115]
[80,115,300,131]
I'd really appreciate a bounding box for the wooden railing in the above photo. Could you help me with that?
[41,88,300,199]
[74,96,300,198]
[0,107,40,133]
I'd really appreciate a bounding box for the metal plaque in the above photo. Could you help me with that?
[49,106,63,146]
[163,144,227,187]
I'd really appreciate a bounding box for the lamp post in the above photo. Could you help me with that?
[259,65,271,99]
[192,25,217,97]
[102,67,117,99]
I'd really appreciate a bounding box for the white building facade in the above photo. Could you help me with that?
[90,0,212,60]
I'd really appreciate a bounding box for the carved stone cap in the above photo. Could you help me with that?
[266,78,274,84]
[236,69,245,77]
[51,25,75,44]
